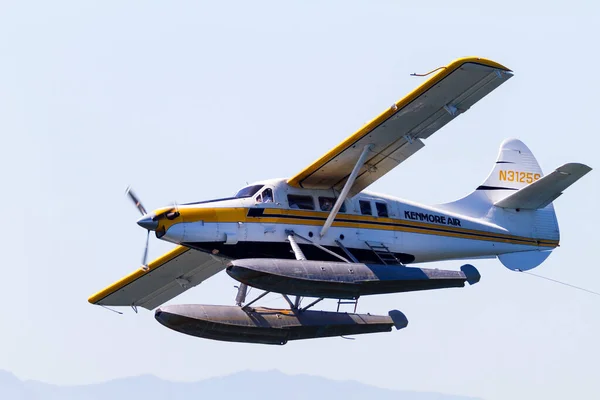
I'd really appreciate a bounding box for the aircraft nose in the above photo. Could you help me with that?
[137,214,158,230]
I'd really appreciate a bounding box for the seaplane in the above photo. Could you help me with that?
[89,57,591,345]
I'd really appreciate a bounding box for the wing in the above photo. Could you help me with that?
[88,246,228,310]
[287,57,513,196]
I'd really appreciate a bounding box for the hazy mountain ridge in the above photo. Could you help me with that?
[0,369,482,400]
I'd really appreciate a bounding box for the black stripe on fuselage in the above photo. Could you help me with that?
[246,209,538,246]
[247,208,265,217]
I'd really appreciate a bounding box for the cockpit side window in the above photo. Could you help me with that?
[263,188,273,203]
[256,188,274,203]
[287,194,314,210]
[375,202,389,218]
[359,200,372,215]
[235,185,264,198]
[318,197,346,212]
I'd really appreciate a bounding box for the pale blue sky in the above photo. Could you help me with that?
[1,1,599,399]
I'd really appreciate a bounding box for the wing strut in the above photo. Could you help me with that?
[320,144,373,237]
[287,234,307,260]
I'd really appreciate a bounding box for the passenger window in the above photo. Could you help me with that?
[359,200,372,215]
[287,194,315,210]
[256,188,274,203]
[318,197,346,212]
[376,202,389,217]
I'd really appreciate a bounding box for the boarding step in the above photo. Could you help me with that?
[365,241,403,266]
[337,298,359,313]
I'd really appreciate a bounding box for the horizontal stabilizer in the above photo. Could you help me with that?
[494,163,592,210]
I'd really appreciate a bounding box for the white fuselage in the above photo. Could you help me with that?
[153,178,554,265]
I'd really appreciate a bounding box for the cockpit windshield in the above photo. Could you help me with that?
[183,184,265,206]
[234,184,264,198]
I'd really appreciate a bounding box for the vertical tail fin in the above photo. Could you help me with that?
[439,138,546,216]
[477,138,544,204]
[441,138,591,270]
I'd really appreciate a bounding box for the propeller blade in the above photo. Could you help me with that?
[141,229,150,271]
[126,186,147,216]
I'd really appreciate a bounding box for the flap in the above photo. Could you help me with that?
[88,246,228,310]
[287,57,513,196]
[495,163,592,210]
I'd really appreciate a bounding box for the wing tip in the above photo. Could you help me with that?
[87,293,103,305]
[558,162,592,174]
[451,56,512,72]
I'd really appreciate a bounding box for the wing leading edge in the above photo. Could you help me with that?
[287,57,513,196]
[88,246,228,310]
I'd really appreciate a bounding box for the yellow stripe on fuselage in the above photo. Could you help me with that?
[158,207,559,248]
[258,209,556,247]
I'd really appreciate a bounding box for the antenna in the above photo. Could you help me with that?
[516,269,600,297]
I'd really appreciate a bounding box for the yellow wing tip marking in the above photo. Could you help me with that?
[287,56,511,188]
[88,245,191,305]
[447,56,511,72]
